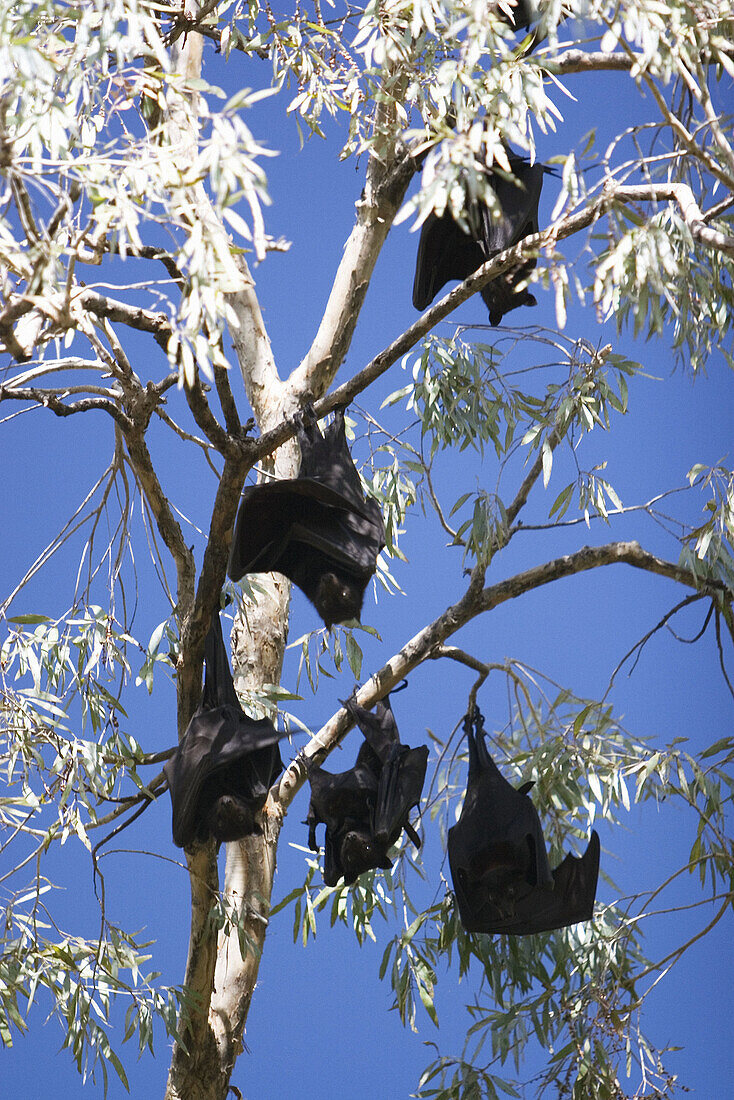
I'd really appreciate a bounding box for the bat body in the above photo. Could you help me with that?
[306,741,386,886]
[412,155,546,325]
[228,407,385,627]
[164,612,287,847]
[448,710,600,934]
[343,695,428,848]
[306,695,428,886]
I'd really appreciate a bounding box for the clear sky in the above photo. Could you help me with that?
[2,11,733,1100]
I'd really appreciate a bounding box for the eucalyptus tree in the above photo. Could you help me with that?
[1,2,732,1099]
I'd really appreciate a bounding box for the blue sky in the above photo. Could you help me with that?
[2,14,733,1100]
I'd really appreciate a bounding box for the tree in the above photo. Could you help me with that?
[1,1,733,1097]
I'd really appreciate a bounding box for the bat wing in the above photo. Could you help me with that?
[286,507,385,579]
[448,779,545,932]
[227,409,385,627]
[412,210,486,310]
[306,743,380,839]
[321,825,347,887]
[228,485,383,625]
[488,160,544,246]
[453,743,553,886]
[228,482,379,582]
[373,744,429,848]
[298,408,377,519]
[454,831,601,935]
[342,695,400,761]
[200,610,240,711]
[477,160,545,325]
[449,710,574,932]
[343,695,429,846]
[165,706,287,848]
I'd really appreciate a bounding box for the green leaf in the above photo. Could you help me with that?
[700,737,734,759]
[344,632,363,679]
[549,482,574,519]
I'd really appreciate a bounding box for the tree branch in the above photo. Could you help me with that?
[184,373,233,455]
[123,424,196,631]
[539,48,639,75]
[0,383,132,428]
[248,180,733,470]
[77,289,173,344]
[213,365,241,437]
[287,148,417,401]
[607,183,734,255]
[277,539,724,810]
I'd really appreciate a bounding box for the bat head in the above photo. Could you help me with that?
[313,571,364,627]
[339,828,393,883]
[205,793,261,842]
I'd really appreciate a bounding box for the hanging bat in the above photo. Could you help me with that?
[164,611,288,847]
[343,693,428,849]
[306,693,428,886]
[448,709,600,934]
[412,154,547,325]
[228,406,385,628]
[306,740,386,886]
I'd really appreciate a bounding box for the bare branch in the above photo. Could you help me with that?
[540,48,639,75]
[541,43,734,78]
[287,149,417,400]
[123,425,196,618]
[184,373,233,455]
[0,382,131,427]
[606,593,710,691]
[0,463,115,619]
[607,182,734,254]
[213,365,241,436]
[77,289,172,344]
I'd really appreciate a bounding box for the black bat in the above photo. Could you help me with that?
[448,709,600,934]
[306,740,385,886]
[164,611,287,847]
[342,694,428,849]
[228,406,385,628]
[306,694,428,886]
[412,153,547,325]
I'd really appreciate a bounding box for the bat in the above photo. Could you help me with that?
[164,611,288,847]
[448,709,600,934]
[306,740,386,886]
[412,154,547,325]
[342,693,428,849]
[228,406,385,628]
[306,694,428,886]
